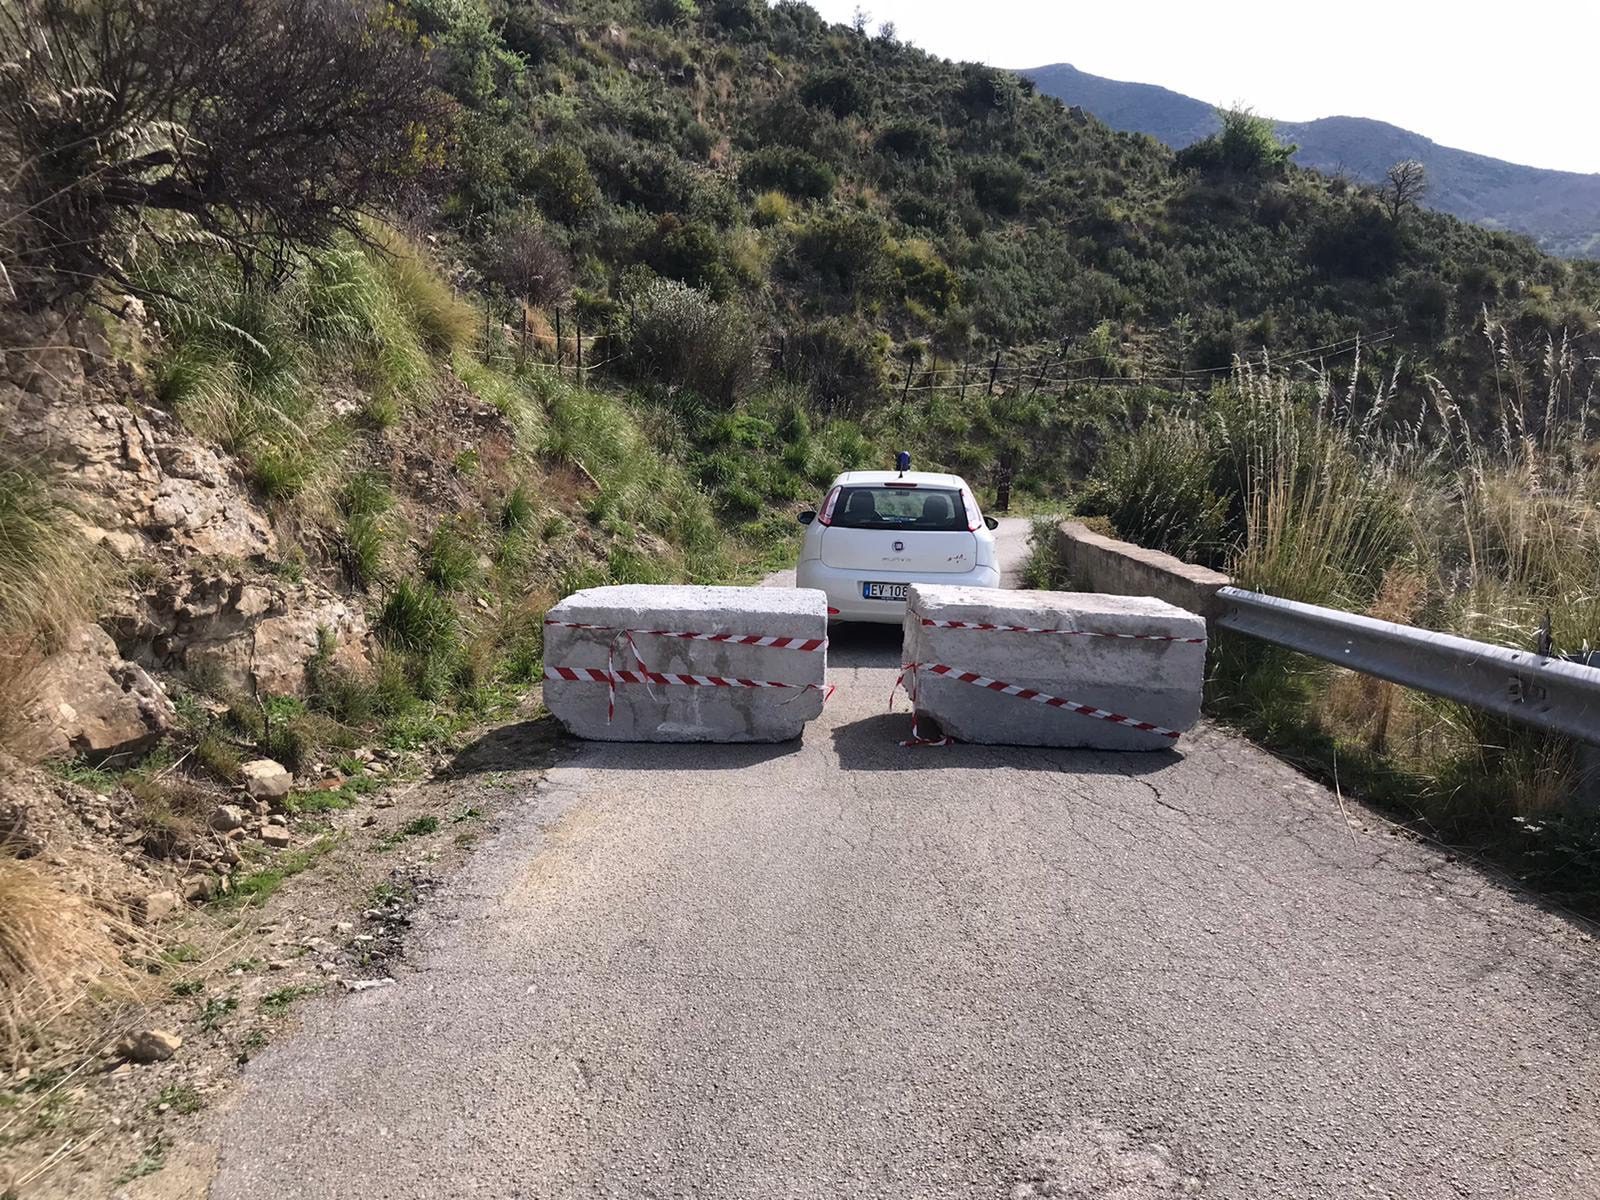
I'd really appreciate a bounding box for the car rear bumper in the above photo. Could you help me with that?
[794,561,1002,623]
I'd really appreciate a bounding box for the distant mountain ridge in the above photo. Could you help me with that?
[1022,63,1600,258]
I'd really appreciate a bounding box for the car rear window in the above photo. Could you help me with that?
[829,486,968,532]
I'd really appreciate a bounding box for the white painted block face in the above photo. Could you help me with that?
[901,585,1207,750]
[544,585,829,742]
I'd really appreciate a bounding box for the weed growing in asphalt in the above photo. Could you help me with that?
[198,996,237,1031]
[223,836,338,907]
[153,1084,202,1115]
[113,1139,169,1185]
[260,984,320,1016]
[373,815,439,852]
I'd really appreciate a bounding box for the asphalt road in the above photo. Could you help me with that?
[212,518,1600,1199]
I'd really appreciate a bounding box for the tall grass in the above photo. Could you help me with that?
[1076,343,1600,873]
[0,457,99,755]
[146,227,472,506]
[536,371,727,579]
[0,457,97,647]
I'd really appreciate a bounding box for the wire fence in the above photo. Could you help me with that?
[477,294,1398,405]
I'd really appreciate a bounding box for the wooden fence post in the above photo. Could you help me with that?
[995,450,1015,513]
[987,350,1002,396]
[554,308,563,371]
[575,313,583,384]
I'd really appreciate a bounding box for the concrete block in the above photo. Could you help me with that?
[901,585,1206,750]
[1056,521,1231,621]
[543,585,829,743]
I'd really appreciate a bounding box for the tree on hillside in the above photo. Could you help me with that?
[0,0,447,305]
[1176,107,1297,180]
[484,222,572,311]
[1381,160,1429,227]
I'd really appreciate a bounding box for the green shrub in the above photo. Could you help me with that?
[1176,107,1296,179]
[799,69,867,119]
[876,120,937,160]
[794,210,888,295]
[781,318,887,413]
[643,215,731,297]
[955,63,1020,118]
[646,0,698,26]
[500,486,536,532]
[622,279,759,405]
[1307,203,1402,280]
[709,0,763,32]
[738,146,836,201]
[968,159,1026,216]
[891,239,960,313]
[377,581,458,657]
[752,190,795,228]
[530,144,601,224]
[424,520,480,592]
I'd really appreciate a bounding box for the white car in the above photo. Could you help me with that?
[795,467,1001,622]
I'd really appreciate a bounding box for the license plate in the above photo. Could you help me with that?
[862,581,909,601]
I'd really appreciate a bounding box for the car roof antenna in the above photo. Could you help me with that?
[895,450,911,477]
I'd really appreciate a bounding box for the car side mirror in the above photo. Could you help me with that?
[798,510,817,525]
[984,516,999,531]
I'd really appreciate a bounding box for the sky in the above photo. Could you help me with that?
[803,1,1600,176]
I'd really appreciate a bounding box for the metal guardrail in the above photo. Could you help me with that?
[1214,587,1600,746]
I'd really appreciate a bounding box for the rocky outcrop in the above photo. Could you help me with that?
[1,310,275,565]
[176,584,370,698]
[16,624,177,762]
[0,307,370,702]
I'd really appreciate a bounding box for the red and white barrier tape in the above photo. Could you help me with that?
[544,619,827,653]
[545,666,832,714]
[891,662,1184,747]
[890,662,951,746]
[546,666,818,689]
[543,617,829,721]
[913,612,1205,644]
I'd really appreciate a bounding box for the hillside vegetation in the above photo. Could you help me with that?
[413,2,1597,418]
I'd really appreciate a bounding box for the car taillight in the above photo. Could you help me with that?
[817,486,842,526]
[961,489,983,532]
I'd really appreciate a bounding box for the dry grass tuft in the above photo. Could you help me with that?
[0,458,98,647]
[0,457,101,758]
[0,855,139,1063]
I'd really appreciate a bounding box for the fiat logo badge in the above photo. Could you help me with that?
[893,540,905,551]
